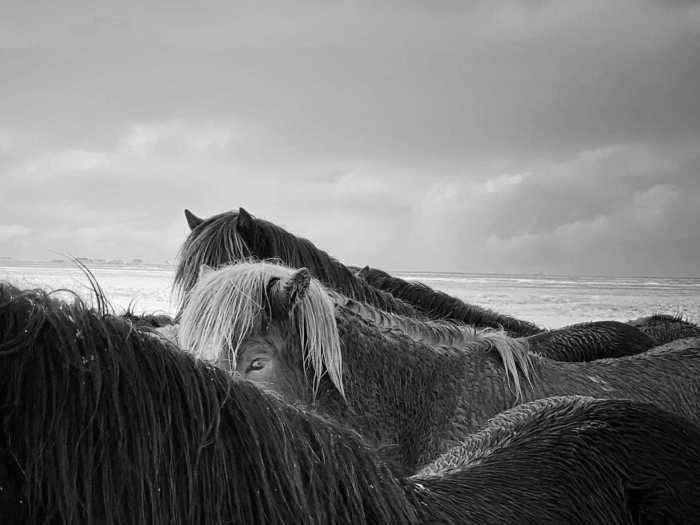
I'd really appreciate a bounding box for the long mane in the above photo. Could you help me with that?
[178,261,345,398]
[0,282,414,524]
[357,266,543,337]
[174,210,421,317]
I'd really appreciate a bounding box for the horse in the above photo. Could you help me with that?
[354,265,542,336]
[629,314,700,346]
[0,282,412,524]
[338,295,656,362]
[413,395,700,524]
[178,262,700,473]
[175,208,421,316]
[177,208,661,355]
[2,282,700,524]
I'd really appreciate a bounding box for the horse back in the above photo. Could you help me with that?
[535,343,700,424]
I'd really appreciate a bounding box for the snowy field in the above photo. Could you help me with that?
[1,263,698,329]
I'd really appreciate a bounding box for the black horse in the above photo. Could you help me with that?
[3,281,700,523]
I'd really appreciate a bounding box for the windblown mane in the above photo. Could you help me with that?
[356,266,543,337]
[174,210,421,317]
[178,261,345,398]
[474,329,533,401]
[0,282,414,524]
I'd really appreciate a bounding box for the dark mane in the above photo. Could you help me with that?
[356,266,543,337]
[174,209,421,316]
[0,283,415,524]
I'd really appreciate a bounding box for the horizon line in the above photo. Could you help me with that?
[0,257,698,281]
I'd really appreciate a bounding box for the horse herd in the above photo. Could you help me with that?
[1,207,699,524]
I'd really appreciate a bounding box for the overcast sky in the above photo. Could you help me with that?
[1,0,699,276]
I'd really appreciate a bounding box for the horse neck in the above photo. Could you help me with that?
[327,311,516,471]
[339,300,469,347]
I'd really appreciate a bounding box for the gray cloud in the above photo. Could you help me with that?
[1,1,699,275]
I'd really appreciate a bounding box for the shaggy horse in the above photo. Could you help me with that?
[338,295,655,362]
[629,314,700,346]
[2,283,700,524]
[413,396,700,524]
[175,208,421,316]
[354,265,543,336]
[178,262,700,473]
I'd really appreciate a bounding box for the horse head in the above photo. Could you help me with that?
[179,262,345,404]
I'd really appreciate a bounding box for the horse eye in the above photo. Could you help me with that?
[246,358,266,373]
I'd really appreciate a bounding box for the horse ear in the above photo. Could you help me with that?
[282,268,311,308]
[184,209,204,230]
[356,265,370,278]
[268,268,311,319]
[237,207,254,231]
[198,264,215,280]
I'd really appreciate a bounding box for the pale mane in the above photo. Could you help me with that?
[178,261,344,398]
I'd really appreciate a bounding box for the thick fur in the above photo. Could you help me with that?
[413,397,700,524]
[629,314,700,346]
[0,283,414,524]
[524,321,656,361]
[3,283,700,524]
[355,265,543,336]
[179,263,700,473]
[174,209,421,316]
